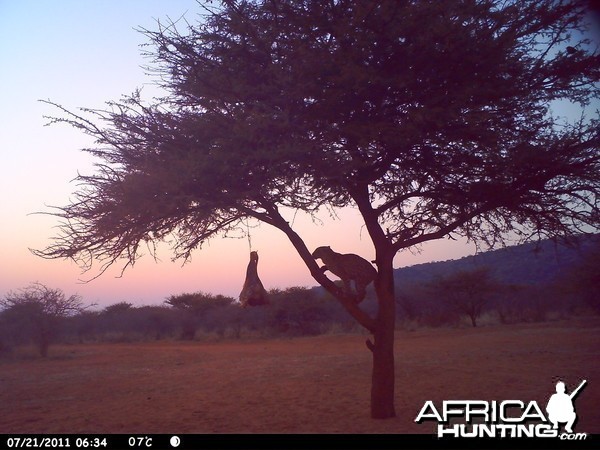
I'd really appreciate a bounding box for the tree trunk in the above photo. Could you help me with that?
[469,313,478,327]
[37,320,51,358]
[38,331,50,358]
[369,259,397,419]
[270,206,396,418]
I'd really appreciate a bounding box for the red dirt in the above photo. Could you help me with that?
[1,317,598,434]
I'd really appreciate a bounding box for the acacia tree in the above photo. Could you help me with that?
[36,0,599,418]
[0,283,86,357]
[561,238,600,311]
[428,267,500,327]
[165,292,234,339]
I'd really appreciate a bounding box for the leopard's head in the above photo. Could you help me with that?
[312,246,332,260]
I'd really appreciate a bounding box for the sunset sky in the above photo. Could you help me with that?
[1,1,595,308]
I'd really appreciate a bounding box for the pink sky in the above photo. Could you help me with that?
[6,1,591,308]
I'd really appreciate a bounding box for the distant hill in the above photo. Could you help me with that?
[394,234,599,288]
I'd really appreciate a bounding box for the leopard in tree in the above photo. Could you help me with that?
[312,246,377,303]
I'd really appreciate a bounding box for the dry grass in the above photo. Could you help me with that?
[1,317,598,434]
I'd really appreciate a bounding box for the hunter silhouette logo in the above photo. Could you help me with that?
[415,379,588,439]
[546,380,586,434]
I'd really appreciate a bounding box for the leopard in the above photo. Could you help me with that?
[312,246,377,303]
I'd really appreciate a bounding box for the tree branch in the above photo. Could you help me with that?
[264,204,377,333]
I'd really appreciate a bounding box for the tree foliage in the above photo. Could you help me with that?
[165,291,234,311]
[0,283,87,356]
[428,267,500,327]
[165,291,235,338]
[37,0,599,274]
[561,240,600,311]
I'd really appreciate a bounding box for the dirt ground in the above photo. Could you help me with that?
[0,317,598,434]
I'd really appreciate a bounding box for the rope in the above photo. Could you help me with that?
[245,217,253,252]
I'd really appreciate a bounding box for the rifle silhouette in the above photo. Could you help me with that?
[569,380,587,400]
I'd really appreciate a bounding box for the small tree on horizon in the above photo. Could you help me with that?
[35,0,599,418]
[428,267,501,327]
[165,291,234,339]
[0,283,88,357]
[559,238,600,312]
